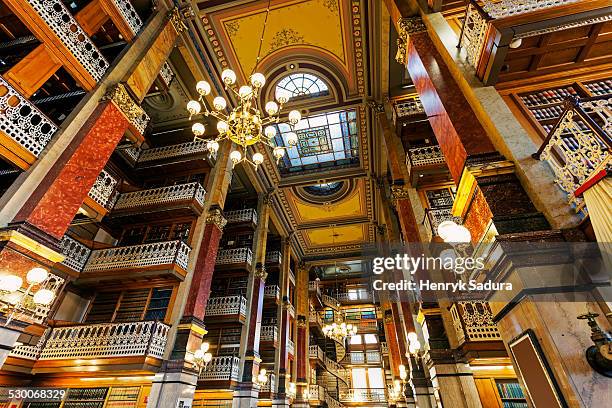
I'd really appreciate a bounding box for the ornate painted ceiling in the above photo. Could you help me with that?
[196,0,377,259]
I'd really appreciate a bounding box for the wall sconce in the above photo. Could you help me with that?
[193,341,212,374]
[577,312,612,377]
[0,268,55,326]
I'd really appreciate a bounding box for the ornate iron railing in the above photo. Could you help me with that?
[534,96,610,216]
[261,373,276,393]
[8,328,50,360]
[336,291,373,303]
[83,240,191,273]
[321,294,340,310]
[225,208,258,225]
[380,342,389,355]
[137,140,208,163]
[198,356,240,381]
[482,0,578,18]
[265,250,282,264]
[28,0,109,81]
[111,0,143,34]
[406,144,446,176]
[159,61,175,87]
[39,321,169,360]
[113,182,206,212]
[339,389,387,403]
[88,169,119,210]
[460,2,490,68]
[450,301,502,345]
[59,235,91,272]
[287,338,295,355]
[205,295,247,318]
[393,95,424,122]
[215,248,253,266]
[263,285,280,300]
[0,76,57,158]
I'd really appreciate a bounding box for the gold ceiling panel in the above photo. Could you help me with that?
[302,223,368,248]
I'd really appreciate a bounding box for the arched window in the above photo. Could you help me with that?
[303,181,343,196]
[275,73,329,101]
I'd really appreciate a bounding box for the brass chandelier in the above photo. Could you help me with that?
[186,0,302,169]
[322,320,358,343]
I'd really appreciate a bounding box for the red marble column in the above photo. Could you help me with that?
[277,302,290,394]
[13,101,129,239]
[295,317,308,383]
[182,212,225,319]
[242,269,266,382]
[405,29,496,183]
[395,197,420,243]
[383,310,404,377]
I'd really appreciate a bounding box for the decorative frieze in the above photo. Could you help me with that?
[28,0,109,81]
[39,320,169,360]
[0,76,57,158]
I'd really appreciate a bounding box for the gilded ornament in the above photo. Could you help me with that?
[103,83,148,129]
[206,208,228,230]
[254,264,268,281]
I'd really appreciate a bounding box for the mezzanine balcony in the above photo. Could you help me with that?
[198,356,241,385]
[287,338,295,356]
[265,250,282,265]
[215,247,253,270]
[205,295,247,323]
[336,291,374,304]
[120,139,210,171]
[406,144,447,186]
[339,389,387,404]
[110,182,206,221]
[84,169,119,216]
[264,284,280,303]
[78,240,191,283]
[0,76,57,168]
[225,208,258,227]
[349,351,381,365]
[534,96,610,217]
[31,320,169,373]
[261,325,278,346]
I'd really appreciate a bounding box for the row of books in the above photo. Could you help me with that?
[496,381,525,399]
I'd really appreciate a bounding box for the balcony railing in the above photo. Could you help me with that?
[265,250,282,264]
[380,342,388,355]
[30,0,109,81]
[261,373,276,393]
[199,356,240,382]
[534,97,611,216]
[450,301,502,345]
[309,345,324,361]
[392,95,424,123]
[0,76,57,159]
[225,208,258,225]
[113,182,206,213]
[83,240,191,273]
[205,295,247,319]
[159,61,175,87]
[111,0,143,35]
[423,206,461,236]
[310,312,324,328]
[136,140,208,163]
[39,321,169,360]
[261,325,278,343]
[340,389,387,403]
[88,169,119,210]
[481,0,578,19]
[215,248,252,266]
[321,294,340,310]
[264,285,280,301]
[336,291,373,303]
[309,280,321,297]
[406,145,446,174]
[287,338,295,355]
[59,235,92,272]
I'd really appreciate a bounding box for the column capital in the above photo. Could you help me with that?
[102,83,148,133]
[390,184,411,201]
[367,100,386,113]
[205,207,227,230]
[254,263,268,281]
[396,17,426,64]
[168,7,188,33]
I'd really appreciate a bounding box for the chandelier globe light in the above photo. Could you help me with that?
[322,319,358,343]
[186,0,301,169]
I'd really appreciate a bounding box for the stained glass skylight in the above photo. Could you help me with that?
[274,110,359,173]
[304,182,344,196]
[275,73,329,101]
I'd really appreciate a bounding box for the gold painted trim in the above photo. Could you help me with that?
[0,230,65,262]
[177,323,208,336]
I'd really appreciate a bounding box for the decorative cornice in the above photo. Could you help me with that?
[205,208,227,230]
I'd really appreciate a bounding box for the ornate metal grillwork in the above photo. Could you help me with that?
[261,325,278,342]
[204,295,247,317]
[198,356,240,381]
[0,76,57,157]
[263,285,280,300]
[394,96,424,119]
[159,62,175,87]
[39,321,169,360]
[265,250,282,264]
[88,169,119,209]
[9,328,51,360]
[225,208,258,225]
[287,338,295,355]
[460,2,489,68]
[482,0,578,18]
[424,206,462,236]
[113,182,206,211]
[60,235,92,272]
[450,301,501,345]
[340,389,386,403]
[535,97,610,216]
[215,248,253,266]
[83,240,191,272]
[28,0,109,81]
[138,140,208,163]
[112,0,143,34]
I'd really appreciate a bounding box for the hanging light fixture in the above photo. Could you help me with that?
[0,267,56,326]
[186,0,300,169]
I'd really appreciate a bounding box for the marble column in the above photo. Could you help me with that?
[233,193,272,408]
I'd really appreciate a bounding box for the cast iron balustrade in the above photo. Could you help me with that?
[88,169,119,210]
[225,208,258,225]
[38,320,169,360]
[159,62,175,87]
[28,0,109,81]
[135,140,208,164]
[392,95,424,123]
[59,235,92,272]
[0,76,57,159]
[287,338,295,356]
[534,96,611,216]
[380,342,388,355]
[8,329,50,361]
[336,291,373,303]
[339,389,387,403]
[263,285,280,301]
[83,240,191,273]
[198,356,240,382]
[205,295,247,319]
[321,294,340,310]
[406,145,446,177]
[111,0,143,35]
[215,248,253,266]
[350,351,381,365]
[112,182,206,213]
[265,250,282,264]
[450,301,502,345]
[261,325,278,343]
